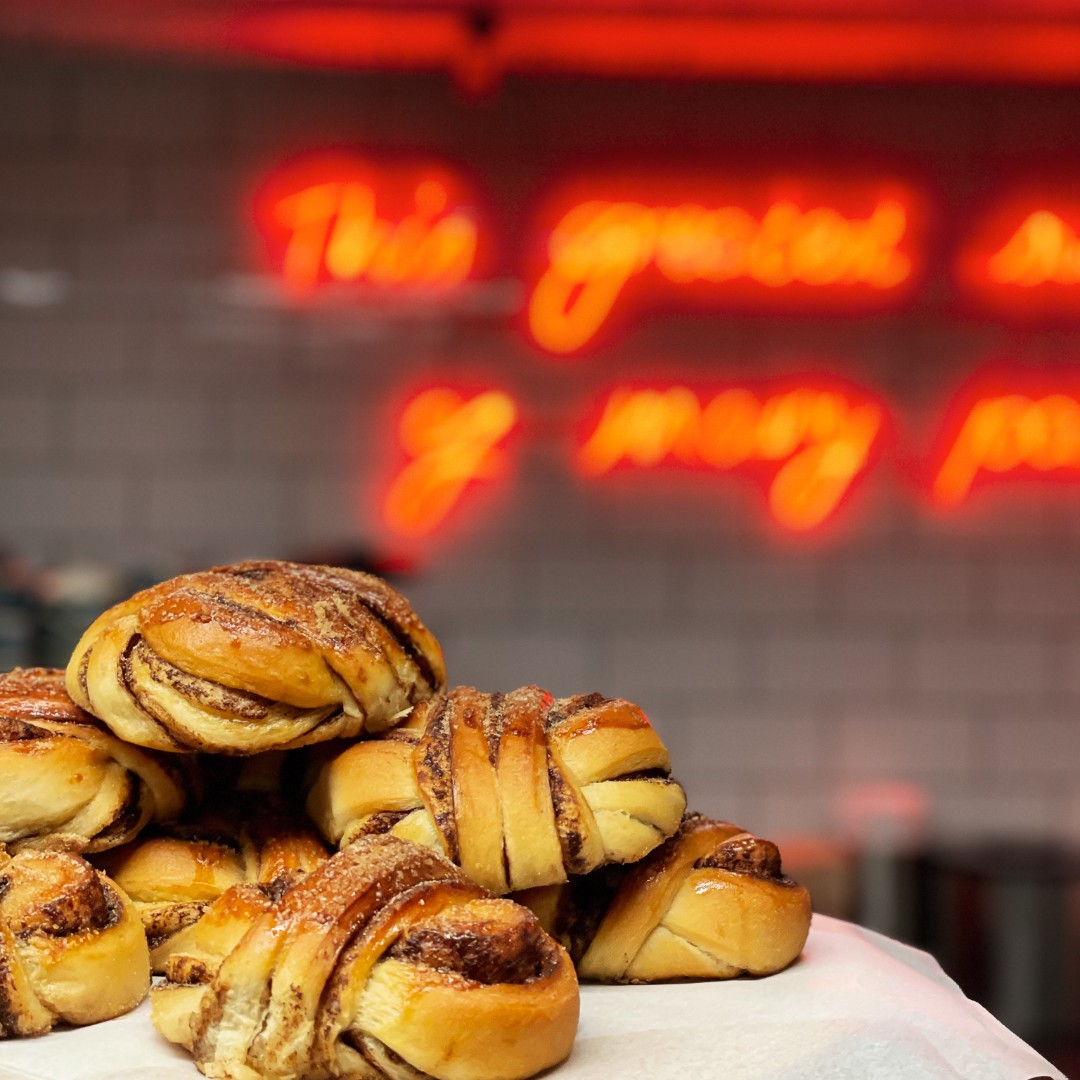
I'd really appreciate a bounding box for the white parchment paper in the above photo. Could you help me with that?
[0,915,1064,1080]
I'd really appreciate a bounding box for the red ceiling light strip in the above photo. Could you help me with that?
[17,6,1080,85]
[226,10,464,71]
[493,15,1080,83]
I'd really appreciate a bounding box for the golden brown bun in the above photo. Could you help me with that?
[517,813,812,982]
[0,849,150,1036]
[151,834,579,1080]
[65,560,447,755]
[0,667,191,855]
[308,685,687,893]
[93,795,329,973]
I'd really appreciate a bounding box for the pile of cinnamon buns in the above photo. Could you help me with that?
[0,559,811,1080]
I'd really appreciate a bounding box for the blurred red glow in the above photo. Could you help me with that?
[577,383,885,530]
[933,384,1080,506]
[221,10,1080,84]
[384,388,518,536]
[10,5,1080,84]
[527,180,918,355]
[226,10,461,71]
[958,197,1080,313]
[376,370,1080,542]
[987,211,1080,286]
[256,154,478,290]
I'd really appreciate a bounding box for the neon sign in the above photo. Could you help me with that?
[383,388,518,536]
[986,211,1080,287]
[960,200,1080,310]
[257,156,478,290]
[578,385,884,530]
[378,372,1080,541]
[933,390,1080,506]
[528,188,914,354]
[253,160,1080,329]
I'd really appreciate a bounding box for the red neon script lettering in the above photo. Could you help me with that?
[384,389,517,536]
[274,179,477,288]
[530,199,910,353]
[579,386,882,529]
[987,211,1080,286]
[933,393,1080,504]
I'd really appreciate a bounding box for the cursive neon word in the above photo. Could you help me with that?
[986,211,1080,287]
[933,393,1080,505]
[384,388,517,536]
[579,386,883,530]
[273,178,477,288]
[529,198,911,353]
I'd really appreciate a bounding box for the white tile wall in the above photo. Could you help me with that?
[0,59,56,143]
[0,152,132,221]
[1,52,1079,851]
[0,394,54,454]
[985,712,1080,779]
[834,707,975,778]
[527,553,671,614]
[446,626,599,698]
[73,65,218,148]
[838,556,974,620]
[68,386,211,459]
[991,557,1080,620]
[678,704,827,777]
[684,554,822,617]
[760,630,896,697]
[597,628,745,702]
[1063,639,1080,701]
[0,315,128,375]
[912,632,1046,697]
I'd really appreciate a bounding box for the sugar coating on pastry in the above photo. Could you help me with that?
[65,560,447,755]
[0,849,150,1036]
[308,685,687,893]
[0,667,191,855]
[151,834,579,1080]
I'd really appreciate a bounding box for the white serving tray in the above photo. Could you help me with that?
[0,915,1063,1080]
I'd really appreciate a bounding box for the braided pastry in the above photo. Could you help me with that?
[307,685,687,894]
[94,795,329,973]
[152,834,579,1080]
[0,667,190,855]
[65,560,446,755]
[0,849,150,1036]
[517,813,811,982]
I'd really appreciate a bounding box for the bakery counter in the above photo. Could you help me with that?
[0,914,1063,1080]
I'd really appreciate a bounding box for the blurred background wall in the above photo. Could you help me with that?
[3,53,1080,844]
[1,25,1079,1057]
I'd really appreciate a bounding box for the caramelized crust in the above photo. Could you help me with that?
[0,850,150,1037]
[0,667,191,855]
[93,795,329,973]
[388,898,552,985]
[150,835,579,1080]
[517,813,811,983]
[307,685,686,893]
[65,561,446,755]
[0,666,97,725]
